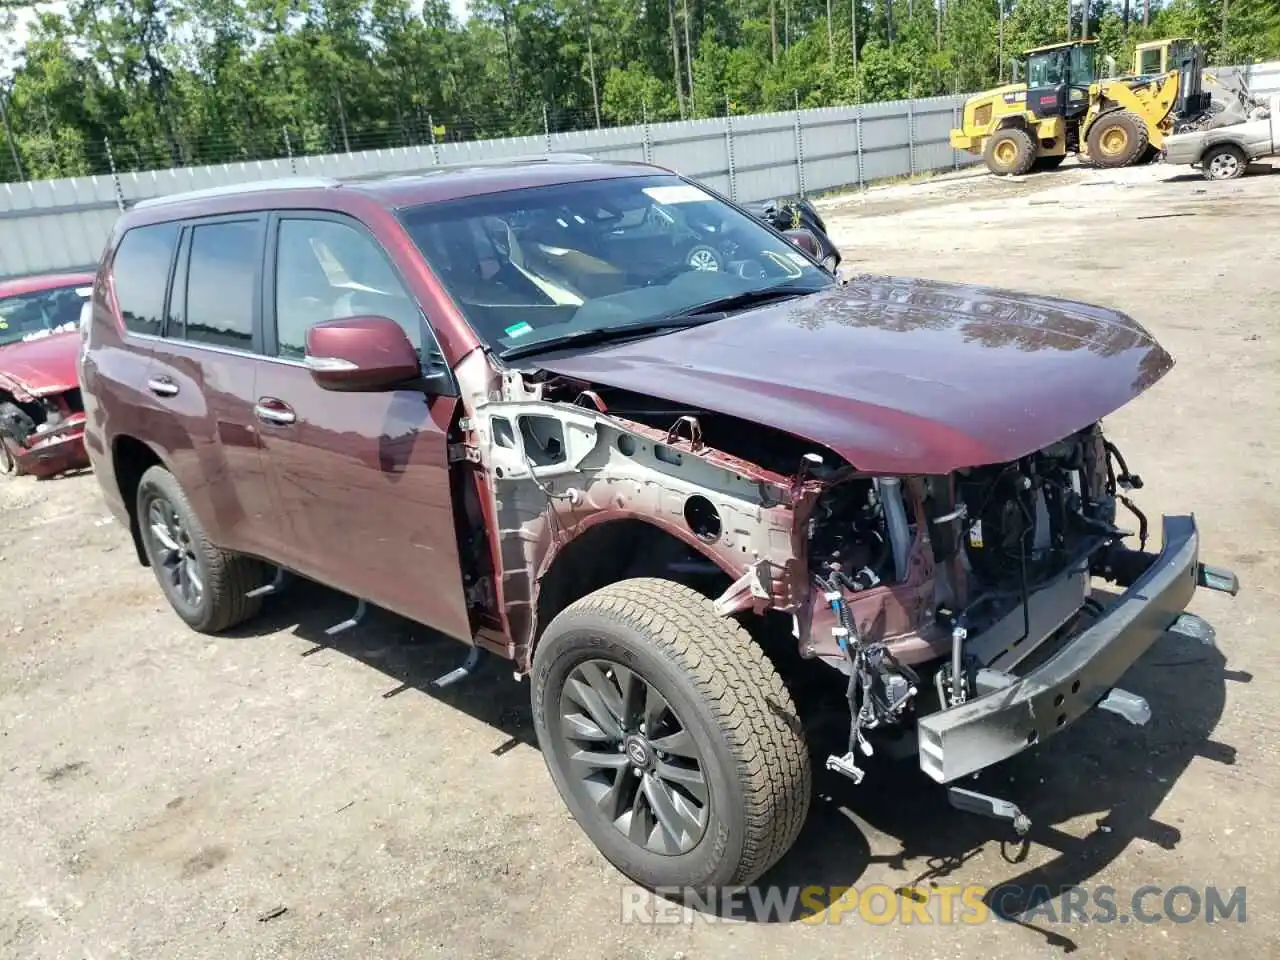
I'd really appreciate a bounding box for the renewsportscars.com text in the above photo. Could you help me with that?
[620,883,1247,926]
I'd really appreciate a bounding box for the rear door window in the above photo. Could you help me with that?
[176,219,265,351]
[111,222,180,336]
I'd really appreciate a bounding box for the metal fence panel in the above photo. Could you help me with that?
[3,60,1277,281]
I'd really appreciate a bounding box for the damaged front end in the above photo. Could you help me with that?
[795,426,1239,808]
[0,382,89,479]
[452,358,1238,832]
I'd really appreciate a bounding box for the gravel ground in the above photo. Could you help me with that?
[3,157,1278,959]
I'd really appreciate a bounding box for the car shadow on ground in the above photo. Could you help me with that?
[1160,162,1279,183]
[761,627,1239,945]
[223,578,538,752]
[226,580,1241,950]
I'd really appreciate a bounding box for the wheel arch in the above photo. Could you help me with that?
[111,433,171,567]
[528,515,740,669]
[994,115,1032,134]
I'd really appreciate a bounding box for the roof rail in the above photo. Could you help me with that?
[130,176,340,210]
[341,153,599,184]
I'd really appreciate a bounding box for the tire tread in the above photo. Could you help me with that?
[553,577,811,885]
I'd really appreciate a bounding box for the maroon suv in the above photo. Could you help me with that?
[79,157,1238,894]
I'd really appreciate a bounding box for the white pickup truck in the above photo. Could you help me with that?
[1162,93,1280,180]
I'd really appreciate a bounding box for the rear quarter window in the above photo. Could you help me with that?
[111,223,180,336]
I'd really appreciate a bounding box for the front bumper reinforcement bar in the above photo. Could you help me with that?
[917,514,1232,784]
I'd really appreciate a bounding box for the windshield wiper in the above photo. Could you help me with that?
[496,284,827,362]
[497,317,714,361]
[668,284,827,320]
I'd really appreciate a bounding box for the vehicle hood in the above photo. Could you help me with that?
[0,331,81,396]
[536,275,1173,475]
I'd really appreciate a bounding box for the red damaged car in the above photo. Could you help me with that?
[0,272,94,480]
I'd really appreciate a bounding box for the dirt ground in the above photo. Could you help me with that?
[3,157,1279,959]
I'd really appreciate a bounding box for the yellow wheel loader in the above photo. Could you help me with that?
[950,38,1211,176]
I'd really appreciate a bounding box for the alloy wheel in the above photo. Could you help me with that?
[556,658,710,856]
[687,247,720,271]
[1208,152,1240,179]
[147,496,205,608]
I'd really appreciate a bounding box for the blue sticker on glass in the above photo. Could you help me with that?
[504,321,534,339]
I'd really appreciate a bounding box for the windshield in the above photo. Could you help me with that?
[398,174,834,358]
[1069,44,1098,85]
[0,284,90,348]
[1026,49,1066,87]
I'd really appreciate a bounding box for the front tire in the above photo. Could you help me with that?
[1086,110,1149,169]
[983,128,1036,176]
[531,578,811,891]
[136,465,267,633]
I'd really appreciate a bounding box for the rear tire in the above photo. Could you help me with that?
[1201,143,1247,181]
[983,128,1037,176]
[1086,110,1149,169]
[531,578,811,891]
[136,465,267,633]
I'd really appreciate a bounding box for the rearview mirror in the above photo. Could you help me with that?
[304,315,424,392]
[782,228,821,258]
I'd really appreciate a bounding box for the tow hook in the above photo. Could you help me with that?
[947,785,1032,837]
[1197,563,1240,596]
[1097,687,1152,726]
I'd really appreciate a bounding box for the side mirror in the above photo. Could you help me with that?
[304,315,423,392]
[782,228,821,258]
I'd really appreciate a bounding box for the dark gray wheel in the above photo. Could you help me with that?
[1202,144,1247,181]
[146,494,205,610]
[559,658,710,855]
[136,465,267,633]
[532,578,811,891]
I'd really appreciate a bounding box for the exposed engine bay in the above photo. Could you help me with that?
[0,391,80,448]
[794,424,1152,782]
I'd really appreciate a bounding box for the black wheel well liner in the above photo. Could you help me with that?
[531,518,735,660]
[995,116,1032,133]
[112,434,165,567]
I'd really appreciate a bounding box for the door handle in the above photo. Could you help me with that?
[254,399,296,426]
[146,377,179,397]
